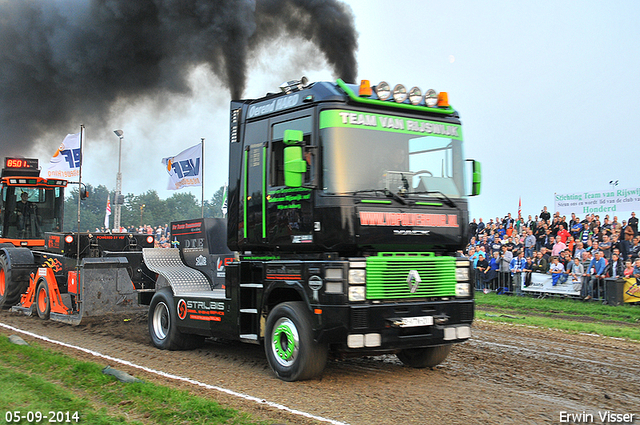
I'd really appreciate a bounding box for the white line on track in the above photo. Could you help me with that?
[0,322,349,425]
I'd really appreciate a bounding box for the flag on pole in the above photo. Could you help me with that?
[221,183,228,217]
[518,197,522,219]
[45,132,82,178]
[104,196,111,229]
[161,142,202,190]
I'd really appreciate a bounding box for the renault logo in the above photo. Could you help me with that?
[407,270,422,293]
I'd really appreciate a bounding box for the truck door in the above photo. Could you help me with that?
[267,115,315,247]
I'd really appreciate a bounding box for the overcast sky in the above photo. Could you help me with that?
[28,0,640,222]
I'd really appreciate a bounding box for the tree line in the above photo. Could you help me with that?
[63,184,226,232]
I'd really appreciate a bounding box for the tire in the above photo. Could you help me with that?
[148,288,204,350]
[397,344,452,368]
[0,256,26,309]
[35,279,51,320]
[264,301,328,381]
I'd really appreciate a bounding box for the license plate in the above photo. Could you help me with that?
[398,316,433,327]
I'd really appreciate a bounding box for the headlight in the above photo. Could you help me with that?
[455,267,470,281]
[349,286,366,302]
[392,84,407,103]
[455,283,471,297]
[348,269,365,284]
[425,89,438,107]
[375,81,391,100]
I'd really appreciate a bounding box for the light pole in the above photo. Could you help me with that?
[113,129,124,232]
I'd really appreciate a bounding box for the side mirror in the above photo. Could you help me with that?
[284,146,306,187]
[471,160,481,196]
[283,129,307,188]
[465,159,481,196]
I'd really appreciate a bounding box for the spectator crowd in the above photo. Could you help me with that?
[465,207,640,301]
[93,224,172,247]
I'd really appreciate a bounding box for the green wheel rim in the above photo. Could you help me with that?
[271,317,300,367]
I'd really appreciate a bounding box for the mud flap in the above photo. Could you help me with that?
[51,257,146,325]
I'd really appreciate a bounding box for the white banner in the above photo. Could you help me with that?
[522,272,582,296]
[161,142,202,190]
[554,187,640,218]
[44,132,81,178]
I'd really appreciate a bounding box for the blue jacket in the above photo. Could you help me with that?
[589,257,606,276]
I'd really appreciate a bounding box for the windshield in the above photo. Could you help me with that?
[320,110,465,198]
[0,186,64,238]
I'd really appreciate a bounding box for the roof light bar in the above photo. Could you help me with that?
[408,86,422,106]
[375,81,391,100]
[425,89,438,107]
[392,84,407,103]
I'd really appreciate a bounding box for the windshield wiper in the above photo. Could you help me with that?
[411,190,457,208]
[352,189,407,205]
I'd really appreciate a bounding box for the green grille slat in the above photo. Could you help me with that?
[366,252,456,299]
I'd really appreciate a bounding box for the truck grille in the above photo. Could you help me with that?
[365,252,456,299]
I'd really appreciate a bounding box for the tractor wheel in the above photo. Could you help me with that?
[264,301,328,381]
[397,344,452,368]
[35,280,51,320]
[148,288,204,350]
[0,256,25,309]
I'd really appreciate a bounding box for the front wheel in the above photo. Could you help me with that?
[0,256,26,309]
[264,301,327,381]
[35,280,51,320]
[148,288,204,350]
[397,344,452,368]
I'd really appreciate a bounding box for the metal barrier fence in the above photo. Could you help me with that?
[475,269,609,302]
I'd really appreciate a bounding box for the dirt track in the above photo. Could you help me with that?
[0,309,638,425]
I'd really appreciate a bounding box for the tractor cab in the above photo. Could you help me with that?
[0,158,66,246]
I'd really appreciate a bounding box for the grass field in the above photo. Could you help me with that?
[1,295,638,424]
[476,292,640,340]
[0,336,268,425]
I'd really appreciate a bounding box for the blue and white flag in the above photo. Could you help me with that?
[45,132,82,178]
[161,142,202,190]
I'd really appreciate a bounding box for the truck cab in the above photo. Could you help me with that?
[145,78,481,381]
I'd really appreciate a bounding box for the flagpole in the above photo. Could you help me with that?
[201,138,205,218]
[77,125,84,267]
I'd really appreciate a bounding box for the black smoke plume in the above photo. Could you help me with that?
[0,0,357,152]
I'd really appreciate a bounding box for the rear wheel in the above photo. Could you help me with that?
[264,301,328,381]
[148,288,204,350]
[35,280,51,320]
[397,344,452,368]
[0,256,25,308]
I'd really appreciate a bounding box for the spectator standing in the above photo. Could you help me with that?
[469,219,478,239]
[510,251,526,294]
[499,245,513,288]
[624,260,634,278]
[556,224,570,244]
[540,206,551,223]
[477,218,486,235]
[531,251,549,274]
[584,251,606,301]
[524,230,536,258]
[600,234,612,260]
[629,212,639,236]
[551,237,566,257]
[605,253,624,279]
[568,257,584,282]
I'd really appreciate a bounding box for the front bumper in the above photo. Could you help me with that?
[315,299,474,352]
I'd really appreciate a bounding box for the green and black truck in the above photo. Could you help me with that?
[143,78,481,381]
